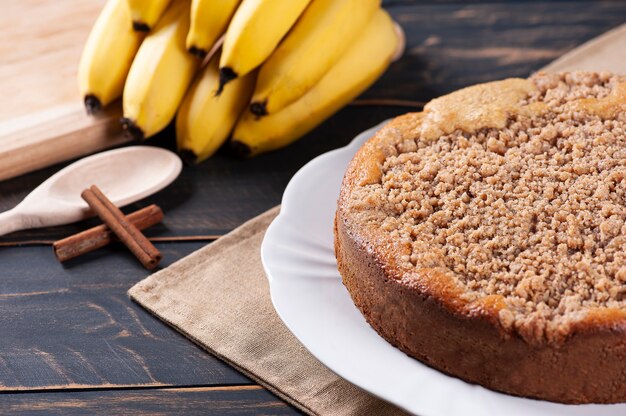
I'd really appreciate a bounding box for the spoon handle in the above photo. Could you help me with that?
[0,209,25,237]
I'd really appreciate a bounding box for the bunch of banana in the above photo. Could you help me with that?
[78,0,404,159]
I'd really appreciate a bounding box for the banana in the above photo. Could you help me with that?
[78,0,144,114]
[122,0,200,140]
[176,51,256,163]
[249,0,380,117]
[218,0,312,93]
[186,0,242,58]
[230,9,400,157]
[126,0,172,31]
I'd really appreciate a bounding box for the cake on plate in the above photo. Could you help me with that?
[334,72,626,404]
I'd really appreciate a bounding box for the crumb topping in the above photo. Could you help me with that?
[347,72,626,343]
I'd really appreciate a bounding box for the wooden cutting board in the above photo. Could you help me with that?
[0,2,624,182]
[0,0,129,181]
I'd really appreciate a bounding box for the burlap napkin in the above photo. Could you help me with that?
[129,207,407,416]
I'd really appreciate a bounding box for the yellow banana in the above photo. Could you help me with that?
[126,0,172,31]
[176,51,256,163]
[218,0,312,93]
[122,0,200,140]
[186,0,242,58]
[249,0,380,116]
[230,9,400,157]
[78,0,144,114]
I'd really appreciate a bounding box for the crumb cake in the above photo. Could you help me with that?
[334,72,626,404]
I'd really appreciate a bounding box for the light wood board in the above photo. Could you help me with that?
[0,0,128,181]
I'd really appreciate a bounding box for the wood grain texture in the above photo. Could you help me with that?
[0,386,299,415]
[0,1,624,413]
[0,0,104,123]
[369,1,626,102]
[0,242,250,389]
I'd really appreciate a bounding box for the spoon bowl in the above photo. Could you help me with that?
[0,146,182,236]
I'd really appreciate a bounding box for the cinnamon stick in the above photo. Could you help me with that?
[53,205,163,262]
[81,185,162,270]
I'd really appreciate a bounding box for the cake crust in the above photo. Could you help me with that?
[335,72,626,403]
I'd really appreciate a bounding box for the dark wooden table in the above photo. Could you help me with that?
[0,1,624,414]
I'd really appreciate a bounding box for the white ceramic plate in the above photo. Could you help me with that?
[261,121,625,416]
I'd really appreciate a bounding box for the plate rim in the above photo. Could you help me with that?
[260,122,624,416]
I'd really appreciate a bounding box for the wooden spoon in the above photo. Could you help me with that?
[0,146,182,236]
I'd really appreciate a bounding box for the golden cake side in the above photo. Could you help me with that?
[335,72,626,403]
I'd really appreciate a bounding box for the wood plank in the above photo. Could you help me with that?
[0,242,251,389]
[371,1,626,101]
[0,385,299,415]
[1,1,624,242]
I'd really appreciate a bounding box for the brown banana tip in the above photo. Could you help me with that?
[178,149,199,165]
[188,46,207,59]
[84,95,102,115]
[120,118,145,141]
[229,140,252,158]
[216,67,238,96]
[249,101,268,117]
[132,21,150,32]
